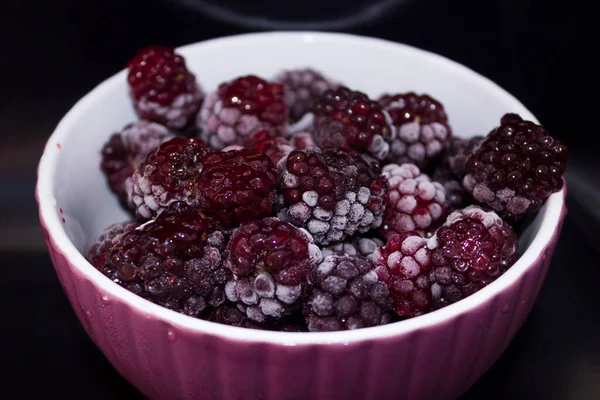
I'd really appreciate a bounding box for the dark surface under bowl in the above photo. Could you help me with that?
[2,0,600,398]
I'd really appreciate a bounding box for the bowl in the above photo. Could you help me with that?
[36,32,567,400]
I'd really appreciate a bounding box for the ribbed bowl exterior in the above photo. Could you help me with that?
[40,203,565,400]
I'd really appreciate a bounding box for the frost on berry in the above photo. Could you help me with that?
[277,148,387,245]
[224,218,322,322]
[127,137,212,221]
[304,255,390,331]
[196,75,288,150]
[379,92,451,168]
[380,163,449,239]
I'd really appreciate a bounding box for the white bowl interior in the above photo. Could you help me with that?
[38,32,562,343]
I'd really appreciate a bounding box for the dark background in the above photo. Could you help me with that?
[2,0,600,398]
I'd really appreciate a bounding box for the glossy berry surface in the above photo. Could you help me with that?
[218,75,287,126]
[197,149,279,229]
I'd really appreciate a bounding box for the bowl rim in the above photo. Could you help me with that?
[36,31,565,345]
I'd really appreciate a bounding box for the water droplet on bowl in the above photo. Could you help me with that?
[85,310,92,318]
[167,329,176,342]
[101,295,110,304]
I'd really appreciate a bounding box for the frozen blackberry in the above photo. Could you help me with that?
[321,236,384,262]
[304,255,390,331]
[197,75,288,150]
[274,68,339,122]
[373,232,435,317]
[100,120,175,203]
[87,221,139,269]
[224,218,322,322]
[428,205,519,309]
[127,46,204,130]
[92,202,230,317]
[127,137,212,220]
[313,87,394,160]
[277,148,387,246]
[244,130,295,165]
[463,114,568,220]
[381,163,449,240]
[379,92,451,168]
[197,149,279,229]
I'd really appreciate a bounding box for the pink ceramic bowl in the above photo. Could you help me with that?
[36,32,566,400]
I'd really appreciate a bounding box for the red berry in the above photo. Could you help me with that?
[313,87,393,160]
[379,92,451,168]
[197,149,279,228]
[127,137,212,220]
[100,120,174,203]
[89,202,230,317]
[127,46,204,129]
[224,218,322,322]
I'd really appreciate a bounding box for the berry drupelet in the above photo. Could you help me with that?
[463,114,568,221]
[224,218,322,322]
[313,87,394,160]
[87,221,140,269]
[89,202,230,317]
[321,236,384,262]
[277,148,387,246]
[380,163,448,239]
[197,149,279,229]
[127,46,204,130]
[197,75,288,150]
[100,120,175,204]
[274,68,340,122]
[304,255,390,331]
[379,92,451,168]
[127,137,212,220]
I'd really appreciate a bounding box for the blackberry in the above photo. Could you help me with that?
[304,255,390,331]
[277,148,387,246]
[224,218,322,322]
[321,236,384,262]
[463,114,568,220]
[197,149,279,229]
[313,87,394,160]
[87,221,139,269]
[379,92,451,168]
[274,68,339,122]
[127,137,212,220]
[197,75,288,150]
[127,46,204,130]
[100,120,174,203]
[373,232,436,317]
[428,205,519,309]
[91,202,230,317]
[380,163,449,240]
